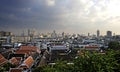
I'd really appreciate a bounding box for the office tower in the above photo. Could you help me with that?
[97,30,100,37]
[51,30,57,38]
[107,31,112,37]
[88,33,90,37]
[28,29,31,36]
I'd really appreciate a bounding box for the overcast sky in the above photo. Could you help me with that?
[0,0,120,35]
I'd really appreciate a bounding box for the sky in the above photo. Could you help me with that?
[0,0,120,35]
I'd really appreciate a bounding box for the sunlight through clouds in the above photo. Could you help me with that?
[107,0,120,17]
[0,0,120,35]
[45,0,56,6]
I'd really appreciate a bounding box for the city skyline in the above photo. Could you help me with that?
[0,0,120,35]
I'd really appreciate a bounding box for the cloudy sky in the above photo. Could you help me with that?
[0,0,120,35]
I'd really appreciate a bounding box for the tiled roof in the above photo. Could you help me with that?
[9,57,19,65]
[31,46,38,51]
[24,56,34,68]
[85,46,99,48]
[0,54,8,66]
[20,46,41,53]
[15,50,31,55]
[20,46,37,51]
[19,56,34,69]
[0,54,3,58]
[15,46,41,57]
[9,68,23,72]
[15,57,22,61]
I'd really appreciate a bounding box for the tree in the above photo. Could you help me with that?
[33,60,74,72]
[0,63,16,71]
[0,67,5,72]
[33,50,120,72]
[108,41,120,50]
[73,51,118,72]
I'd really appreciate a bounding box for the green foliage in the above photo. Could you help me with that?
[0,67,5,72]
[74,50,118,72]
[33,60,74,72]
[108,41,120,50]
[32,65,55,72]
[113,50,120,72]
[53,60,74,72]
[0,62,16,71]
[33,50,120,72]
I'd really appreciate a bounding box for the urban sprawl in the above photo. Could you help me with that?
[0,30,118,72]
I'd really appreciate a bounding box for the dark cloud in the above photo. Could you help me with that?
[0,0,64,33]
[0,0,120,35]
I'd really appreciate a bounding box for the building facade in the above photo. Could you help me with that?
[97,30,100,37]
[107,31,112,37]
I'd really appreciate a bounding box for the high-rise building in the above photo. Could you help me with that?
[28,29,31,36]
[28,29,37,37]
[62,32,65,38]
[51,30,57,38]
[88,33,90,37]
[107,31,112,37]
[97,30,100,37]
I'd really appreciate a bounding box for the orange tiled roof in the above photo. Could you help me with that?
[0,54,8,66]
[20,46,37,51]
[19,56,34,69]
[0,54,3,58]
[16,46,41,54]
[9,57,20,65]
[9,57,17,64]
[15,57,22,61]
[85,46,99,48]
[15,50,31,55]
[9,68,23,72]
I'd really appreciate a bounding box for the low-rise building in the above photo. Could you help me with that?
[0,54,8,66]
[19,56,34,71]
[11,36,30,43]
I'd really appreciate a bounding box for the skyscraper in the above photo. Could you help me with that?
[88,33,90,37]
[62,32,65,38]
[97,30,100,37]
[28,29,31,36]
[51,30,57,38]
[107,31,112,37]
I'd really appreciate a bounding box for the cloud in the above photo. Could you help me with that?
[45,0,56,6]
[0,0,120,35]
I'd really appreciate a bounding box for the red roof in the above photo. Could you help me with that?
[0,54,3,58]
[0,54,8,66]
[19,56,34,69]
[9,57,20,65]
[9,68,23,72]
[85,46,99,48]
[15,50,31,55]
[15,46,41,55]
[15,57,22,62]
[20,46,37,51]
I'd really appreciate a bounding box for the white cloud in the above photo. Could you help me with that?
[1,0,120,35]
[52,0,120,34]
[45,0,56,6]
